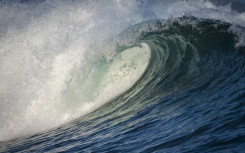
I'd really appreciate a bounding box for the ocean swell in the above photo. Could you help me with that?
[0,2,245,152]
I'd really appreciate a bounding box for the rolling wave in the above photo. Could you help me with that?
[0,0,245,152]
[81,17,245,152]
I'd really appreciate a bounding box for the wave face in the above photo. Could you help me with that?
[1,0,245,152]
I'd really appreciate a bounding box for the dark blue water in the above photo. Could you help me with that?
[0,1,245,153]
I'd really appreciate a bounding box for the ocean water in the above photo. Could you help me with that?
[0,0,245,152]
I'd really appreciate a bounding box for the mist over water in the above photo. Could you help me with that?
[0,0,157,141]
[0,0,245,152]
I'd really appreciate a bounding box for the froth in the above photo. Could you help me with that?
[0,0,148,141]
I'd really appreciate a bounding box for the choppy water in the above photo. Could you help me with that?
[0,0,245,152]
